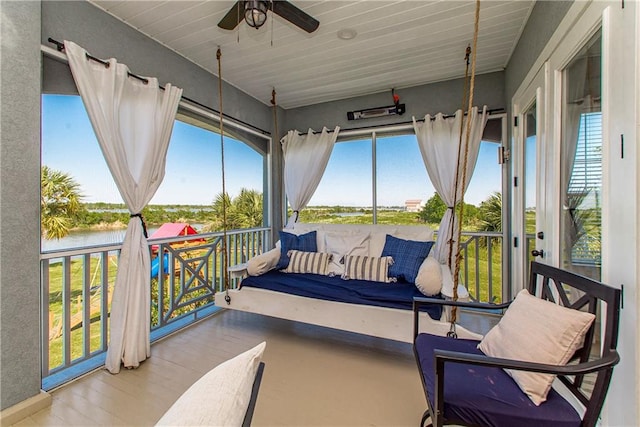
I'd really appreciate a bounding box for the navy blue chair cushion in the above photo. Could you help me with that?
[414,333,582,427]
[381,235,434,283]
[276,230,317,270]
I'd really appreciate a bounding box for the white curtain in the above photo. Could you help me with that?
[65,41,183,373]
[413,106,488,266]
[281,127,339,228]
[562,57,590,262]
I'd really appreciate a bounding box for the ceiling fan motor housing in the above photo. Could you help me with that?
[218,0,320,33]
[244,0,269,29]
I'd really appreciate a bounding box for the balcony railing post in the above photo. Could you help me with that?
[445,231,505,304]
[474,236,480,300]
[63,256,71,368]
[82,253,91,359]
[487,236,493,303]
[100,251,110,352]
[41,259,50,378]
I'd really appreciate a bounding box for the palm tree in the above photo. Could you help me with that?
[234,188,263,228]
[478,192,502,232]
[41,166,84,239]
[204,188,263,232]
[207,192,237,231]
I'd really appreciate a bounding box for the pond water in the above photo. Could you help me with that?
[41,224,204,252]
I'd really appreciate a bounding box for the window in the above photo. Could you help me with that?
[304,126,503,229]
[561,30,602,279]
[41,94,267,251]
[304,138,373,223]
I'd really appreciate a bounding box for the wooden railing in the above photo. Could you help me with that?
[40,227,270,390]
[458,231,504,303]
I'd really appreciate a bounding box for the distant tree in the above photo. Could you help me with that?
[459,202,480,229]
[41,166,84,239]
[418,193,446,224]
[477,192,502,232]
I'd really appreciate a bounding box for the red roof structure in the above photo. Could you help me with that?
[149,223,204,252]
[150,223,199,239]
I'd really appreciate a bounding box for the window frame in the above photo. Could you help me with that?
[309,116,507,225]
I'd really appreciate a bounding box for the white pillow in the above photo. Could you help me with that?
[414,256,442,296]
[369,227,432,257]
[247,247,280,276]
[439,264,469,300]
[292,223,322,235]
[368,229,397,257]
[393,226,434,241]
[440,264,454,297]
[324,231,369,276]
[477,289,595,405]
[156,341,266,426]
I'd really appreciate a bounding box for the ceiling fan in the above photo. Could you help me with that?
[218,0,319,33]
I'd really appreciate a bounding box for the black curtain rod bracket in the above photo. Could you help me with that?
[47,37,270,136]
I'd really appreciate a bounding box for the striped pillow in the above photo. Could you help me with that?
[341,255,395,283]
[283,250,332,275]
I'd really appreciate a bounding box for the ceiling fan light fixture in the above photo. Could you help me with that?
[244,0,268,29]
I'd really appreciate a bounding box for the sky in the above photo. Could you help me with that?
[309,134,501,207]
[42,95,264,205]
[42,94,501,207]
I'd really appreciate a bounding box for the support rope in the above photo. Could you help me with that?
[449,0,481,336]
[216,48,231,304]
[271,88,278,149]
[447,46,471,272]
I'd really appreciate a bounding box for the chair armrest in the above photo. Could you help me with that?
[434,349,620,376]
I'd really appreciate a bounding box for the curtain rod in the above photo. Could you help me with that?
[298,108,505,135]
[46,38,271,137]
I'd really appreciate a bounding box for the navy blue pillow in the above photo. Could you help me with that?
[381,234,434,283]
[276,230,318,270]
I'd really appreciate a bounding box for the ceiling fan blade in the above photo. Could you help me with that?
[218,1,246,30]
[272,1,319,33]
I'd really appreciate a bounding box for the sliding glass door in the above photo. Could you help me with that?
[560,30,602,281]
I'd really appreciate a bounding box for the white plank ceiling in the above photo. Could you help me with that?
[88,1,534,109]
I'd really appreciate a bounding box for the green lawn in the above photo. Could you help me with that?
[45,255,117,369]
[297,209,435,227]
[459,240,503,303]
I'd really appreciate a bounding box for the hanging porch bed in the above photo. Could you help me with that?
[214,222,482,342]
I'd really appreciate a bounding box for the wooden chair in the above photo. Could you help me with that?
[413,261,621,427]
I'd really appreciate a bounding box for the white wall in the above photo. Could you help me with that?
[600,2,639,425]
[511,1,639,425]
